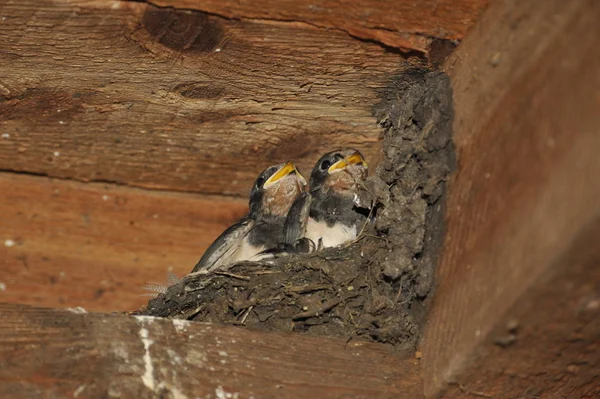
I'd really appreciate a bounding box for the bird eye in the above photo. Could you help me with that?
[320,159,332,170]
[256,177,265,187]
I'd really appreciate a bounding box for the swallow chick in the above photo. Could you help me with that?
[284,149,370,250]
[191,161,306,273]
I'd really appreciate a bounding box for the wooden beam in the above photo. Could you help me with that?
[0,0,399,197]
[0,172,246,312]
[441,218,600,398]
[149,0,491,53]
[421,0,600,397]
[0,303,423,398]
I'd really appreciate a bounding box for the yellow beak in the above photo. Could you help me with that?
[264,161,306,187]
[328,151,368,173]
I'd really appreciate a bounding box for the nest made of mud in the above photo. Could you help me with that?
[139,69,455,352]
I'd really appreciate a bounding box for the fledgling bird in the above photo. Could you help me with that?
[191,161,306,273]
[284,148,370,250]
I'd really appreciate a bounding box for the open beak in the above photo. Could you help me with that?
[328,151,368,173]
[264,161,306,187]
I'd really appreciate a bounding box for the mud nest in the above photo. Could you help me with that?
[139,69,455,352]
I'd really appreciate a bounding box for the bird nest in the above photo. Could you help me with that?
[138,68,455,352]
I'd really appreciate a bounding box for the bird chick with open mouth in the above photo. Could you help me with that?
[191,161,307,273]
[284,148,370,251]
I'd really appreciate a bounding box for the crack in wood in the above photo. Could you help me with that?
[132,0,429,54]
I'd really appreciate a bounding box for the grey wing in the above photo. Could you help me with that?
[283,192,312,244]
[191,218,254,273]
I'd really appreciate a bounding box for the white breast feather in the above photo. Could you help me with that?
[304,218,357,248]
[233,239,266,263]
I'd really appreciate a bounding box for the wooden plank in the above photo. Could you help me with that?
[0,172,247,312]
[151,0,491,53]
[441,218,600,398]
[0,303,423,398]
[421,0,600,397]
[0,0,399,196]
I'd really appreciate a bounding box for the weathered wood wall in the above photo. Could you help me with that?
[422,0,600,397]
[150,0,491,53]
[0,303,423,398]
[0,0,399,195]
[1,0,599,398]
[0,0,485,312]
[0,174,246,310]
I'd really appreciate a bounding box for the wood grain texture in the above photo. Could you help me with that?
[0,0,400,197]
[0,303,423,398]
[442,218,600,398]
[151,0,491,53]
[422,0,600,397]
[0,172,247,312]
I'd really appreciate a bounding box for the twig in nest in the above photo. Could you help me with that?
[179,306,202,320]
[185,270,210,279]
[363,233,387,241]
[252,270,281,275]
[323,255,352,261]
[395,276,404,304]
[286,284,331,294]
[415,119,435,152]
[336,274,359,292]
[292,297,342,321]
[214,271,251,281]
[239,306,253,325]
[346,308,358,327]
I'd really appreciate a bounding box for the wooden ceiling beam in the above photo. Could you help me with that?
[149,0,491,53]
[0,303,423,398]
[0,0,400,197]
[440,218,600,398]
[422,0,600,397]
[0,172,247,312]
